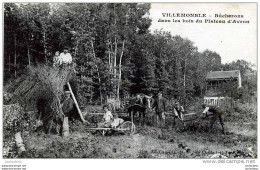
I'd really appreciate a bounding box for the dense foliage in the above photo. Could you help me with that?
[4,3,256,106]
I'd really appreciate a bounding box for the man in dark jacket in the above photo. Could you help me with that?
[173,101,185,125]
[202,104,226,135]
[152,92,167,128]
[62,91,74,117]
[55,91,74,135]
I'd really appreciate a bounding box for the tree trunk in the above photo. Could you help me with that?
[27,45,31,66]
[108,40,113,97]
[183,57,187,107]
[200,85,203,96]
[91,40,103,105]
[113,37,118,97]
[62,117,69,137]
[175,55,180,99]
[43,30,47,63]
[8,55,11,74]
[74,39,79,57]
[114,37,117,77]
[90,69,93,103]
[108,51,111,72]
[98,75,103,105]
[14,132,26,155]
[14,34,17,78]
[117,40,125,100]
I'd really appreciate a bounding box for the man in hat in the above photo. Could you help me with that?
[152,92,167,128]
[59,47,72,65]
[173,101,185,125]
[55,91,74,135]
[201,104,226,135]
[62,91,74,116]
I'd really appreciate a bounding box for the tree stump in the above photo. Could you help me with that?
[62,117,69,137]
[14,132,26,155]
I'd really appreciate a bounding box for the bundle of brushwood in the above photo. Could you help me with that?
[6,65,74,133]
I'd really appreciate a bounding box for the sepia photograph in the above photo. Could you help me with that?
[1,2,258,167]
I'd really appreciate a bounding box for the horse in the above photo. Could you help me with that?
[127,94,152,126]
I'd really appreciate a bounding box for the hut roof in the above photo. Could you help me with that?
[6,65,74,126]
[206,70,241,80]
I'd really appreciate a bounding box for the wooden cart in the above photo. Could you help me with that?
[174,112,198,130]
[85,121,136,136]
[173,111,215,130]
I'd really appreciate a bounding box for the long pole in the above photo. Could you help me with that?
[67,82,89,124]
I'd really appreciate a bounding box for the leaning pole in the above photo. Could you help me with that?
[67,82,89,124]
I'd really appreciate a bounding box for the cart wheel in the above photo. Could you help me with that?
[118,121,136,135]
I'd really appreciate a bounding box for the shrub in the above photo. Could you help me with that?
[3,104,40,158]
[225,102,257,123]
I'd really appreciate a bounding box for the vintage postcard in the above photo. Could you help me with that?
[1,2,258,170]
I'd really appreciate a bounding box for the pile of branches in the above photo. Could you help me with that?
[5,65,74,132]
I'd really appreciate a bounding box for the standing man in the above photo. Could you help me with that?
[173,101,185,125]
[53,51,61,67]
[60,47,78,101]
[59,91,74,137]
[59,47,73,66]
[135,93,143,106]
[152,92,167,128]
[201,104,226,135]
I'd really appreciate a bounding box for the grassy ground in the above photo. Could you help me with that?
[20,115,257,159]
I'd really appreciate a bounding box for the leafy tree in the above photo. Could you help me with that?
[4,3,256,107]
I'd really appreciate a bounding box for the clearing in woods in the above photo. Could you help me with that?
[22,119,257,158]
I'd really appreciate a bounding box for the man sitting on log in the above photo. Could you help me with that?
[97,105,114,128]
[201,104,226,135]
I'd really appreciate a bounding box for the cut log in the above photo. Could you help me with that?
[67,82,90,124]
[14,132,26,155]
[183,112,197,116]
[62,116,69,137]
